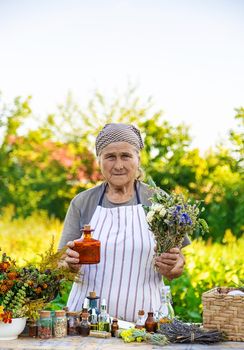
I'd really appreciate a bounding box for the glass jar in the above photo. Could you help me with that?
[53,310,67,338]
[135,309,145,329]
[158,286,174,325]
[38,311,52,339]
[67,311,80,336]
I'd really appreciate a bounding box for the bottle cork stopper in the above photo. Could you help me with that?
[40,310,51,317]
[55,310,66,317]
[66,311,80,316]
[89,291,96,298]
[138,310,145,315]
[83,224,91,230]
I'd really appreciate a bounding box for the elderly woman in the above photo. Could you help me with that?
[59,123,189,322]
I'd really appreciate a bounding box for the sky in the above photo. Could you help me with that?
[0,0,243,151]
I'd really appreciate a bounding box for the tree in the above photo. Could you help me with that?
[0,90,243,240]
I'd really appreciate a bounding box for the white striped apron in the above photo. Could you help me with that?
[67,185,163,322]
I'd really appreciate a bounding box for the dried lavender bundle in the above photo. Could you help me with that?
[158,319,225,344]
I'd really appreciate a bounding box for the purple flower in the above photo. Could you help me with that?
[179,213,192,225]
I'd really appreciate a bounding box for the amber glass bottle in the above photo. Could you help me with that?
[145,312,157,333]
[73,225,100,264]
[111,318,119,337]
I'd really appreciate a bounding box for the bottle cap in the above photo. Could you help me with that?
[40,310,51,317]
[112,318,118,323]
[138,310,145,315]
[83,297,89,309]
[101,298,106,305]
[55,310,66,317]
[82,224,94,232]
[87,291,100,300]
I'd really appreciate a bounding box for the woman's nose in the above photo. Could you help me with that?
[114,159,124,170]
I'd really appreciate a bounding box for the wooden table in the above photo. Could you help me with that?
[0,336,243,350]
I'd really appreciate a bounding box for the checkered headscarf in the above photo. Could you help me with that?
[95,123,144,156]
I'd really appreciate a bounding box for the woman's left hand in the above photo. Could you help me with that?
[154,247,185,280]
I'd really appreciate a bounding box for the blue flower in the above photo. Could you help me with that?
[179,213,192,225]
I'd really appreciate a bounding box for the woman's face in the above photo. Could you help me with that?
[99,142,140,187]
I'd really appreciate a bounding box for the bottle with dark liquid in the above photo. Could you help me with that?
[111,318,119,337]
[145,312,157,333]
[78,312,90,337]
[73,225,100,264]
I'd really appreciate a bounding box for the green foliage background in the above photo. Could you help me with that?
[0,210,243,321]
[0,90,243,241]
[0,89,243,321]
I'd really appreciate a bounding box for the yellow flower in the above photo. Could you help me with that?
[0,305,4,321]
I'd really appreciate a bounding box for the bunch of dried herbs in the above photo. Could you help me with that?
[0,240,79,322]
[157,318,225,344]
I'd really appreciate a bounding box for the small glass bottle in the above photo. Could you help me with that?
[28,318,38,338]
[53,310,67,338]
[38,310,52,339]
[90,308,98,330]
[73,225,101,264]
[78,312,90,336]
[145,312,157,333]
[98,299,110,332]
[135,310,145,329]
[111,318,119,337]
[87,291,100,316]
[158,286,175,325]
[67,311,80,336]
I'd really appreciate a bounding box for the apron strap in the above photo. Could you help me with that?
[98,181,141,206]
[98,183,107,206]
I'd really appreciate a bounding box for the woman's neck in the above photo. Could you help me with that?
[106,182,135,203]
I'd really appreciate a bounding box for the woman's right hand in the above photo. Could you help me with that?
[65,241,81,272]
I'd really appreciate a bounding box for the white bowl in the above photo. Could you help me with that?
[0,318,27,340]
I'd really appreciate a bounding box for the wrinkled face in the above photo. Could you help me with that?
[99,142,140,187]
